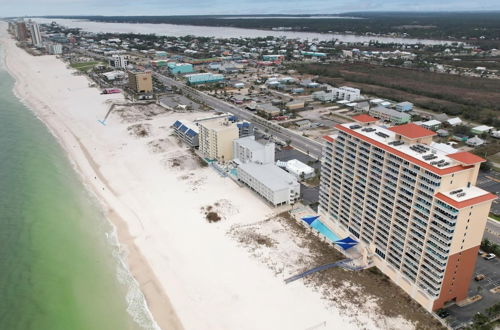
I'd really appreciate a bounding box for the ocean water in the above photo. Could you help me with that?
[0,45,155,329]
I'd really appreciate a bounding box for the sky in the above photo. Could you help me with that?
[1,0,500,17]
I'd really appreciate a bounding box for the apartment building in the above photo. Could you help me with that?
[369,105,411,124]
[172,120,199,148]
[333,86,361,101]
[29,22,42,47]
[233,136,275,165]
[110,55,128,69]
[127,70,153,94]
[198,118,239,162]
[237,163,300,206]
[319,114,496,311]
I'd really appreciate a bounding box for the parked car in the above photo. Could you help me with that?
[478,249,485,255]
[484,253,496,260]
[475,274,486,281]
[437,310,451,318]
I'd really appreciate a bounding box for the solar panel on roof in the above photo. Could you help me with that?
[173,120,182,128]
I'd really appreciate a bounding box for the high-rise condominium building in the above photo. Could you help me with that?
[29,22,42,47]
[198,117,239,162]
[319,114,495,311]
[127,70,153,94]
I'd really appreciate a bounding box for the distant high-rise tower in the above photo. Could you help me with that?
[15,22,28,41]
[319,115,496,311]
[29,22,43,47]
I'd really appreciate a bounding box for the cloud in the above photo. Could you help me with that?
[1,0,499,17]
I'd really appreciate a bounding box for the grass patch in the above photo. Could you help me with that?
[70,61,102,71]
[489,213,500,222]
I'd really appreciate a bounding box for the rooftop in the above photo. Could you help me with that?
[335,123,470,175]
[238,163,298,191]
[435,187,496,209]
[234,135,272,150]
[447,151,486,165]
[388,123,437,140]
[352,114,378,123]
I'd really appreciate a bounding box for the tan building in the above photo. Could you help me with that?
[127,70,153,93]
[319,115,496,312]
[198,117,239,162]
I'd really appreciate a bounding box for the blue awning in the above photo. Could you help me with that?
[301,215,319,225]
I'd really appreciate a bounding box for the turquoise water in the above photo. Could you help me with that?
[310,219,341,242]
[0,45,150,329]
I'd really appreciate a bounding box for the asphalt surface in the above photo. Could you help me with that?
[153,72,324,158]
[444,256,500,328]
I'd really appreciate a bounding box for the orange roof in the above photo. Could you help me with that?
[323,135,335,143]
[352,114,377,123]
[336,124,469,175]
[435,192,497,209]
[388,123,437,139]
[447,151,486,165]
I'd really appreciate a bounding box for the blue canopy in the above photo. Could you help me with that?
[301,215,319,225]
[334,237,358,250]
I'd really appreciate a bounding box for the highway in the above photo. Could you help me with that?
[152,72,324,158]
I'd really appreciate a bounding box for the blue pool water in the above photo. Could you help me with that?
[310,219,341,242]
[230,168,237,176]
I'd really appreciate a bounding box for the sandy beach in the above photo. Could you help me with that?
[0,21,416,330]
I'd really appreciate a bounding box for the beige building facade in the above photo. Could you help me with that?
[127,70,153,93]
[198,118,239,162]
[319,115,496,311]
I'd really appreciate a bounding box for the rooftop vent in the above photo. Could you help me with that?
[376,132,389,138]
[450,189,463,195]
[349,124,362,130]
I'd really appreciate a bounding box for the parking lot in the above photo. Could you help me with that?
[443,255,500,328]
[275,147,321,208]
[476,170,500,215]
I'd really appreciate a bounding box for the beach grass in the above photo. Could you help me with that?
[70,61,103,71]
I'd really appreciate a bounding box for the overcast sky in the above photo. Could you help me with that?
[2,0,500,17]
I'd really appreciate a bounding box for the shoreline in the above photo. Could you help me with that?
[0,23,183,330]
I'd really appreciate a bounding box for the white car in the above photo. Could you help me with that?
[484,253,496,260]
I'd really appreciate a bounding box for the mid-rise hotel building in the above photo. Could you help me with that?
[319,114,496,311]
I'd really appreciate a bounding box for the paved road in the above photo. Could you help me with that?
[153,72,324,158]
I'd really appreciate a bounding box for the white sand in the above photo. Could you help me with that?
[0,22,408,330]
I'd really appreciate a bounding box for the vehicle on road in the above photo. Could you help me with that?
[475,274,486,281]
[484,253,496,260]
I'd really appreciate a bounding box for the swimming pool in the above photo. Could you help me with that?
[309,219,341,242]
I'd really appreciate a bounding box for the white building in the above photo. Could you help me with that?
[333,86,361,101]
[446,117,462,126]
[233,136,274,165]
[46,43,62,55]
[29,22,42,47]
[281,159,315,180]
[109,55,128,69]
[237,162,300,206]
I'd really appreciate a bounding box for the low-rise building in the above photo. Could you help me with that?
[257,103,281,117]
[446,117,462,127]
[421,120,442,131]
[172,120,199,147]
[466,136,485,147]
[312,90,334,102]
[368,106,411,124]
[168,62,194,74]
[278,159,315,180]
[237,162,300,206]
[471,125,493,135]
[186,72,224,85]
[395,101,413,112]
[233,136,274,165]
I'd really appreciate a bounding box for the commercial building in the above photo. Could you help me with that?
[319,115,496,312]
[198,117,239,162]
[109,55,128,69]
[369,105,411,124]
[233,136,274,165]
[333,86,361,101]
[237,163,300,206]
[256,103,281,117]
[29,22,42,47]
[312,90,335,102]
[172,120,199,148]
[168,62,194,74]
[185,73,224,85]
[128,70,153,94]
